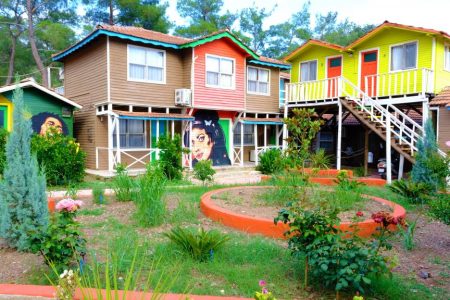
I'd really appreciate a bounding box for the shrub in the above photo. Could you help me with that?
[0,86,48,250]
[310,149,331,169]
[335,171,364,191]
[31,199,86,270]
[0,128,8,175]
[31,130,86,186]
[134,163,166,227]
[388,179,432,204]
[411,120,449,191]
[256,148,284,174]
[112,164,135,202]
[164,226,230,262]
[193,159,215,185]
[157,134,183,180]
[92,184,106,204]
[428,194,450,225]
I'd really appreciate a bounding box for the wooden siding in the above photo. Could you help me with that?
[438,106,450,152]
[434,37,450,93]
[109,38,190,107]
[193,38,246,110]
[245,64,280,113]
[63,37,108,169]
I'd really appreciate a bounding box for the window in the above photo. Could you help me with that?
[113,119,146,148]
[445,46,450,71]
[247,67,270,94]
[364,52,377,62]
[279,78,286,107]
[0,106,6,129]
[300,60,317,81]
[391,42,417,71]
[329,57,342,67]
[319,132,333,151]
[233,123,254,145]
[206,55,234,88]
[128,45,165,83]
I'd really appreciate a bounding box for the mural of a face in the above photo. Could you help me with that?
[40,117,63,135]
[184,110,231,166]
[31,112,69,136]
[192,128,213,161]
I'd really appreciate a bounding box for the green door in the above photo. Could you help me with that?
[0,106,7,129]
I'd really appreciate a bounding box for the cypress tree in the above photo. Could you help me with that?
[0,86,48,250]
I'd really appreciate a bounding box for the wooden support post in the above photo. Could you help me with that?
[386,115,392,184]
[156,120,160,160]
[264,124,267,149]
[254,123,258,165]
[171,120,175,138]
[398,155,405,180]
[240,123,244,166]
[189,121,193,169]
[115,117,121,165]
[337,101,343,170]
[282,87,289,151]
[422,100,429,128]
[107,112,114,172]
[364,128,369,176]
[276,125,280,147]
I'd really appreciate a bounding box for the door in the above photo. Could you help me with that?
[360,50,378,97]
[0,106,7,129]
[327,56,342,97]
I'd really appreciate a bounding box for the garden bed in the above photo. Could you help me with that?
[201,186,406,238]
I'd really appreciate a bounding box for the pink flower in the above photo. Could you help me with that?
[55,198,83,212]
[258,280,266,287]
[356,211,364,217]
[262,288,268,294]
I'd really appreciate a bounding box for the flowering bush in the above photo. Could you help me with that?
[56,269,77,300]
[31,198,86,269]
[254,280,276,300]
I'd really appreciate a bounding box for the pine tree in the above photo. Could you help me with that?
[0,86,48,251]
[411,119,449,191]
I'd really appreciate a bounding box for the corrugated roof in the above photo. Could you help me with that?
[257,56,290,66]
[280,72,290,79]
[430,87,450,106]
[114,111,194,120]
[240,117,283,124]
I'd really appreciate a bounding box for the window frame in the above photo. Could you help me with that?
[127,44,166,84]
[299,59,318,82]
[389,41,418,72]
[233,123,254,146]
[205,54,236,90]
[444,45,450,72]
[247,66,271,96]
[113,118,147,149]
[0,106,7,129]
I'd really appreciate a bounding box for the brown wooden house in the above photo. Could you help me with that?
[52,25,290,173]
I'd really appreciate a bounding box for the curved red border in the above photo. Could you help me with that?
[200,186,406,238]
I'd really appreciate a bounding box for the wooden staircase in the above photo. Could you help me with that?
[341,99,415,162]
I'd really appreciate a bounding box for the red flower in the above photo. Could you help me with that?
[356,211,364,217]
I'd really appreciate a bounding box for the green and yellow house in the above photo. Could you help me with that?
[0,79,81,136]
[283,21,449,182]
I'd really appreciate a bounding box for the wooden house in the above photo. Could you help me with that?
[283,21,449,182]
[52,25,290,173]
[0,79,81,136]
[430,87,450,152]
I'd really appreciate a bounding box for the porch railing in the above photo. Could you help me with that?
[96,147,162,170]
[287,77,341,104]
[364,68,434,99]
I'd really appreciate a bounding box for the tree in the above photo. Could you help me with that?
[411,119,450,191]
[284,108,324,169]
[83,0,171,33]
[175,0,237,38]
[239,5,274,53]
[264,2,312,58]
[0,85,48,251]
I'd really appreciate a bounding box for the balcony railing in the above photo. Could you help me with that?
[286,68,434,104]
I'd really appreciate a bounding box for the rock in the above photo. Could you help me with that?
[418,270,432,279]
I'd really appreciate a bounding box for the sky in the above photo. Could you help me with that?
[165,0,450,34]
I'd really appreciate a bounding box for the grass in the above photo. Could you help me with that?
[23,181,449,299]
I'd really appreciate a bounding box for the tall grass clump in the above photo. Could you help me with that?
[134,163,167,227]
[112,164,135,201]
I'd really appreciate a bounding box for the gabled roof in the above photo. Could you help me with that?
[53,25,260,61]
[284,39,344,62]
[0,79,82,109]
[430,86,450,106]
[346,21,450,50]
[248,56,291,69]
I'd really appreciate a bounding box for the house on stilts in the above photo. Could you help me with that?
[283,21,449,183]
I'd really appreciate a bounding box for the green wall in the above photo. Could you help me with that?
[4,88,75,136]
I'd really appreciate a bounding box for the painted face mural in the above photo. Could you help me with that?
[31,112,69,136]
[184,110,231,166]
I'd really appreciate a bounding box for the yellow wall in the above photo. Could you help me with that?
[0,95,13,131]
[434,37,450,93]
